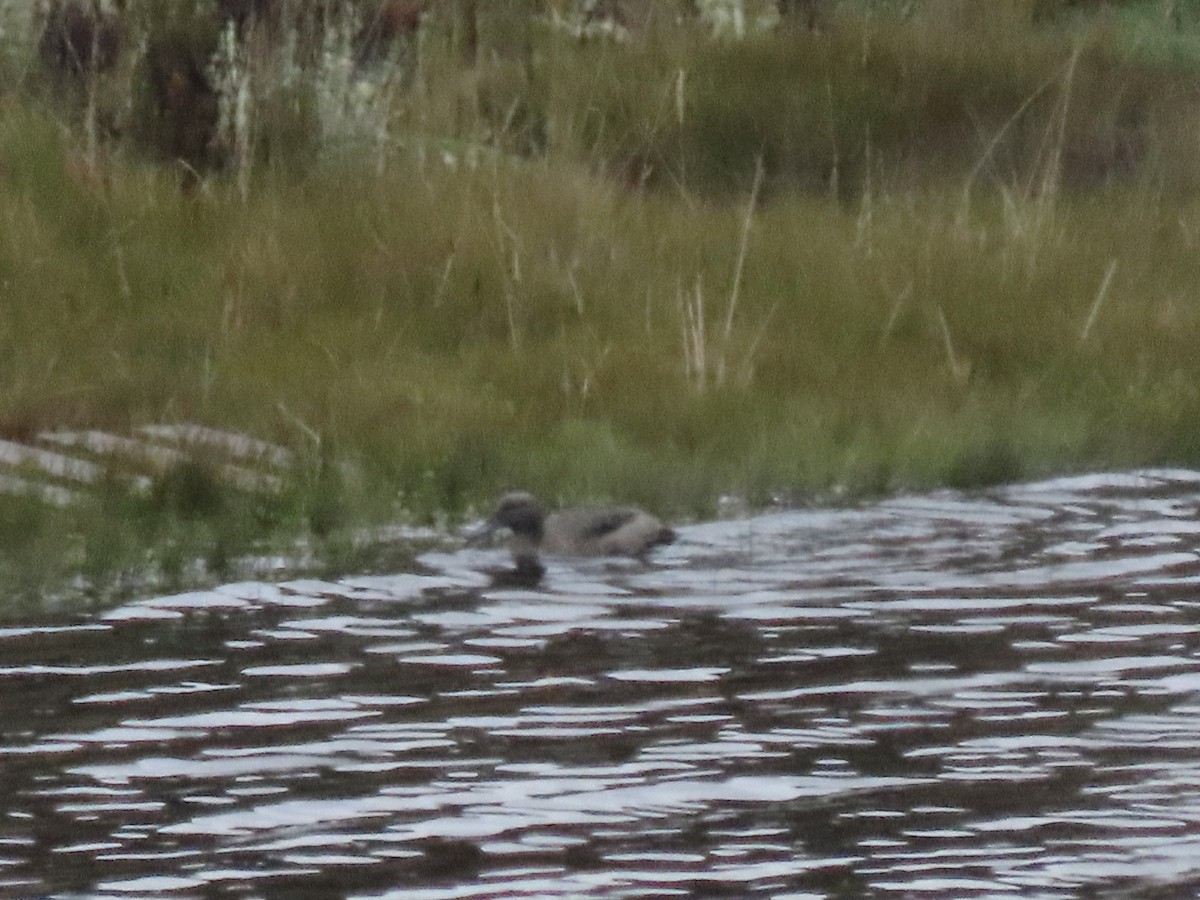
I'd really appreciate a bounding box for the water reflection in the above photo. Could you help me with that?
[3,470,1200,896]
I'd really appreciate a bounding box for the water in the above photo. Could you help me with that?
[5,470,1200,898]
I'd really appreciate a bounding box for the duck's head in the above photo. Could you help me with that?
[465,491,546,546]
[465,492,547,578]
[479,491,545,542]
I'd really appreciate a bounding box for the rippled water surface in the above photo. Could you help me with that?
[7,470,1200,898]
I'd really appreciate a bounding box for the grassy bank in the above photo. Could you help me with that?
[3,0,1200,608]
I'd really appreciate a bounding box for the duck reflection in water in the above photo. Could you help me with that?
[468,491,676,580]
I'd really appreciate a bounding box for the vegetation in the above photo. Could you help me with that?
[3,0,1200,608]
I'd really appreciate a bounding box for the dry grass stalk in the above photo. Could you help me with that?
[1079,258,1119,343]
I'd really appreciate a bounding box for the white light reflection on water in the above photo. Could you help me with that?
[2,470,1200,896]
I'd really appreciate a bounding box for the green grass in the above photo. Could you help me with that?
[5,0,1200,611]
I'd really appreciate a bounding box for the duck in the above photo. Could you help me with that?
[470,491,676,577]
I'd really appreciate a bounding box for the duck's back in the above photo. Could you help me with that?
[544,506,675,557]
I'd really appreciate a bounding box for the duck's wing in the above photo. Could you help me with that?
[574,507,642,541]
[550,507,674,556]
[542,507,640,555]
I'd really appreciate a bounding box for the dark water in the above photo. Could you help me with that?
[5,470,1200,899]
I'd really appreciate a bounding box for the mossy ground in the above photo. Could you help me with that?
[3,0,1200,611]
